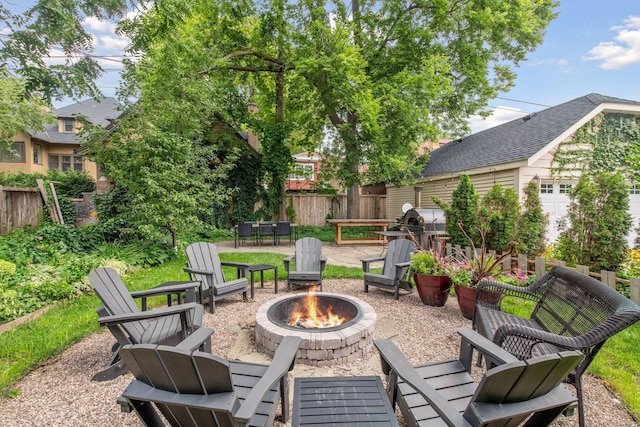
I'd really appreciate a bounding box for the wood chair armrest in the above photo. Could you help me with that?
[183,266,212,276]
[375,338,468,427]
[456,328,519,370]
[320,256,327,272]
[221,261,251,278]
[283,256,294,272]
[176,327,214,353]
[129,282,200,299]
[234,336,302,423]
[121,380,237,412]
[98,302,199,327]
[361,256,385,273]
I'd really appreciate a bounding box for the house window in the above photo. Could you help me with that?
[559,184,572,194]
[540,183,554,194]
[49,154,84,172]
[631,184,640,195]
[289,163,315,181]
[0,141,26,163]
[63,119,75,133]
[33,144,43,164]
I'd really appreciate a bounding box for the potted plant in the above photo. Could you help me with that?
[447,225,513,319]
[410,250,452,306]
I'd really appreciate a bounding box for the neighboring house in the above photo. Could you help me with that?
[0,97,120,184]
[386,93,640,246]
[286,151,341,192]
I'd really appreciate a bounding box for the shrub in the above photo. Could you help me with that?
[481,184,520,252]
[517,180,547,256]
[434,174,480,247]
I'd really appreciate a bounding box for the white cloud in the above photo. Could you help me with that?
[468,107,528,133]
[584,16,640,69]
[82,16,118,34]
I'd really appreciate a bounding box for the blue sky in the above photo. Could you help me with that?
[4,1,640,134]
[469,1,640,132]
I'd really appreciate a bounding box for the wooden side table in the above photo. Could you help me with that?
[246,264,278,299]
[292,376,399,426]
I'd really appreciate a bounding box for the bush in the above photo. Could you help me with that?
[516,180,547,256]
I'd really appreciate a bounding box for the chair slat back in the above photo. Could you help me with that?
[237,222,253,238]
[295,237,323,272]
[472,350,583,404]
[120,344,236,427]
[186,242,226,291]
[89,267,147,341]
[382,239,415,277]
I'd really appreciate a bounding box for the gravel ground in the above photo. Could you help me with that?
[1,279,636,427]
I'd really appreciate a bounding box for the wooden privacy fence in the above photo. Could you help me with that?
[444,243,640,305]
[0,186,41,235]
[283,194,386,226]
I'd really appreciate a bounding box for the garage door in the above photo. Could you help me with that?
[541,182,640,247]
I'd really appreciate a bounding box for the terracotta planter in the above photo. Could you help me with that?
[454,283,477,320]
[454,284,503,320]
[413,274,451,307]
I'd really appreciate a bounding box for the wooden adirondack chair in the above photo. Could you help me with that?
[375,328,584,427]
[283,237,327,291]
[89,267,212,381]
[184,242,250,313]
[117,336,302,427]
[361,239,415,300]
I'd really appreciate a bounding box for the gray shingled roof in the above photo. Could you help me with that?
[31,97,120,144]
[420,93,640,177]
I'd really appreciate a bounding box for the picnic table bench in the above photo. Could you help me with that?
[473,265,640,427]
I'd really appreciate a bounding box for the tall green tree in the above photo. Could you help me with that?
[556,173,632,271]
[517,180,547,256]
[435,174,480,247]
[1,0,132,102]
[0,72,54,147]
[116,0,557,218]
[481,184,520,252]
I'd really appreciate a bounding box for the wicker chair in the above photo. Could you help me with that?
[473,266,640,427]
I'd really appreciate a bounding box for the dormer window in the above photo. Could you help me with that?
[63,119,75,133]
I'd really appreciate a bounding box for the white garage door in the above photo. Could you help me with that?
[540,182,640,247]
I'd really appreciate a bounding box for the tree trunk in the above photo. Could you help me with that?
[347,183,360,219]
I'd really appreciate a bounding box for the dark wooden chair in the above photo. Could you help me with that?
[89,267,212,381]
[257,222,276,246]
[361,238,415,299]
[117,336,302,427]
[184,242,250,313]
[375,328,584,427]
[473,265,640,427]
[235,221,255,247]
[283,237,326,291]
[275,221,292,246]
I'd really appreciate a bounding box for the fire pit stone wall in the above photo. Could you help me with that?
[255,293,377,367]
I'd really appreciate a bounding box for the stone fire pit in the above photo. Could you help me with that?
[254,292,376,367]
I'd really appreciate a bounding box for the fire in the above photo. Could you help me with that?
[287,286,346,328]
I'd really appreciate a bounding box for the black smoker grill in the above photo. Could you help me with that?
[398,208,447,250]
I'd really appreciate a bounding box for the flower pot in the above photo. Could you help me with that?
[454,284,503,320]
[454,283,477,320]
[413,274,451,306]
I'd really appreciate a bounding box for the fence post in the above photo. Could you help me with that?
[631,278,640,305]
[576,265,589,275]
[601,270,617,290]
[502,253,511,271]
[517,254,528,273]
[445,243,452,257]
[535,256,546,279]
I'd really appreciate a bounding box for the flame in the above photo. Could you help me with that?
[287,287,346,328]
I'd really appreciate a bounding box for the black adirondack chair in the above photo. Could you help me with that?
[283,237,326,291]
[361,238,415,299]
[117,336,302,427]
[89,267,212,381]
[184,242,250,313]
[375,328,584,427]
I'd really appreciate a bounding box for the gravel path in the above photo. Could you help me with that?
[1,279,636,426]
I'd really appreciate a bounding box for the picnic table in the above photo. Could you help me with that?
[326,219,396,245]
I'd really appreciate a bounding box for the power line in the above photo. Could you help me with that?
[495,96,551,108]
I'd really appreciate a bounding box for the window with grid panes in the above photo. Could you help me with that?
[540,183,554,194]
[49,154,84,171]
